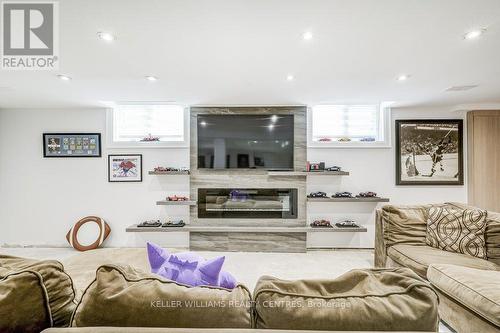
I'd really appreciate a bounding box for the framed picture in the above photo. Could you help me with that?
[43,133,101,157]
[108,154,143,182]
[396,119,464,185]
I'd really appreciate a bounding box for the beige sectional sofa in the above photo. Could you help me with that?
[1,248,440,333]
[375,202,500,333]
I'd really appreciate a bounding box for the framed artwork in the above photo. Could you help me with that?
[43,133,101,157]
[396,119,464,185]
[108,154,143,182]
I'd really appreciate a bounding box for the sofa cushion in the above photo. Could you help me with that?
[0,255,76,327]
[426,205,487,259]
[381,204,430,247]
[427,264,500,327]
[62,248,151,300]
[253,268,439,331]
[0,269,52,333]
[387,244,499,278]
[71,264,252,328]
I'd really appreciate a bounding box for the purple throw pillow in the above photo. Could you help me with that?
[146,242,237,289]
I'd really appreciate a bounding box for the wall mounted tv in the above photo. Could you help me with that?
[197,114,294,170]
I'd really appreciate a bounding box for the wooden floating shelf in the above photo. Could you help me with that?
[267,171,349,177]
[307,197,390,203]
[156,200,197,206]
[148,171,190,175]
[126,225,367,233]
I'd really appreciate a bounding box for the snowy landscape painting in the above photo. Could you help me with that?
[395,119,463,185]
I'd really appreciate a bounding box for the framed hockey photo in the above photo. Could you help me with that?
[396,119,464,185]
[108,154,142,182]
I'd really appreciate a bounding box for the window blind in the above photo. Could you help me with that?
[113,104,184,142]
[312,105,380,141]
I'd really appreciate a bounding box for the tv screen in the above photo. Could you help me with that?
[197,114,294,170]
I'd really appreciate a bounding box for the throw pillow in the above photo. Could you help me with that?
[426,205,487,258]
[146,242,237,289]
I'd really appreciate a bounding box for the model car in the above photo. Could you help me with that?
[360,137,375,142]
[167,195,189,201]
[138,220,162,227]
[162,220,185,227]
[325,166,342,172]
[333,191,353,198]
[357,191,377,198]
[335,220,360,228]
[308,191,327,198]
[310,219,332,228]
[338,137,351,142]
[318,137,332,142]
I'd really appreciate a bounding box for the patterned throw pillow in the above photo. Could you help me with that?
[426,205,487,259]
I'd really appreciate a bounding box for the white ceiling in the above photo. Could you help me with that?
[1,0,500,109]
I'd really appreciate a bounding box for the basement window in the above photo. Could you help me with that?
[308,104,390,148]
[107,104,188,147]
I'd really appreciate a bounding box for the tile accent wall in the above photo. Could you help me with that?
[190,106,307,227]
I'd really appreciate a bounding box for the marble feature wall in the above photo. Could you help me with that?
[190,106,307,227]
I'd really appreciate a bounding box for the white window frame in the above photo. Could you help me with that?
[307,103,392,148]
[106,102,190,148]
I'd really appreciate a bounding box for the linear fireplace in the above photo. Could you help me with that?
[198,188,298,219]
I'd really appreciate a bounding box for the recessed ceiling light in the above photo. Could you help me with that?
[464,29,486,40]
[286,74,294,81]
[268,124,275,130]
[397,74,410,81]
[97,31,116,41]
[57,74,71,81]
[303,31,313,40]
[200,121,207,127]
[270,115,278,123]
[145,76,158,82]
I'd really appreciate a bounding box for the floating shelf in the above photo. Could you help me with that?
[148,170,190,175]
[125,225,366,233]
[307,197,390,203]
[267,170,349,177]
[305,170,350,176]
[308,226,367,232]
[156,200,197,206]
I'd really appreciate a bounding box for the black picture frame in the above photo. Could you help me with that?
[43,133,101,158]
[108,154,143,183]
[395,119,464,186]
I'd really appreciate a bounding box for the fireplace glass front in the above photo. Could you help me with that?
[198,188,298,219]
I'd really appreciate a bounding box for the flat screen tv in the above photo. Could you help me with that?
[197,114,294,170]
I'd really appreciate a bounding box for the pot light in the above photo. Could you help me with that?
[303,31,313,40]
[286,74,294,81]
[268,124,275,130]
[271,115,278,123]
[464,29,486,40]
[397,74,410,81]
[97,32,116,41]
[57,74,71,81]
[200,121,207,127]
[145,76,158,82]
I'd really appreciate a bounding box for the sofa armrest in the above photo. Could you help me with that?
[374,205,430,268]
[374,209,387,267]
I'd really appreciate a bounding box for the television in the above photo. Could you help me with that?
[197,114,294,170]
